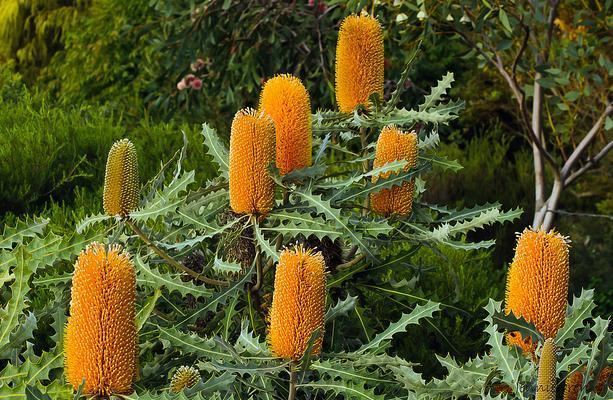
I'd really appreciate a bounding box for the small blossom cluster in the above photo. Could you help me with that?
[176,58,207,91]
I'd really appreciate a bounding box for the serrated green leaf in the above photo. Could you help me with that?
[294,189,374,260]
[419,72,454,111]
[0,218,48,250]
[358,301,440,353]
[131,171,195,222]
[202,123,229,179]
[0,247,34,352]
[326,294,358,322]
[253,222,279,263]
[135,254,213,299]
[75,213,110,234]
[298,376,386,400]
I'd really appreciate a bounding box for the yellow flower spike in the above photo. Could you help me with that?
[335,13,384,112]
[229,108,276,215]
[64,243,137,396]
[170,366,200,393]
[505,228,570,351]
[268,246,326,361]
[536,338,557,400]
[259,74,312,175]
[370,126,418,217]
[103,138,139,217]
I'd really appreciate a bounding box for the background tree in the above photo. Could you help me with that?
[411,0,611,231]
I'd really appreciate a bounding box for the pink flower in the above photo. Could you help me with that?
[317,2,327,13]
[308,0,315,6]
[190,58,206,72]
[177,79,187,91]
[184,74,196,84]
[190,78,202,90]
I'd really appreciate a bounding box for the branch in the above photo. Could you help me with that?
[126,219,229,287]
[446,23,558,172]
[336,253,366,271]
[564,141,613,187]
[561,103,613,179]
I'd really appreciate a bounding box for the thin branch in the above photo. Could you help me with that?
[126,219,229,287]
[336,253,366,271]
[447,25,558,172]
[561,103,613,179]
[564,141,613,187]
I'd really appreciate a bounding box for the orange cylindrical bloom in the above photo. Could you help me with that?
[229,108,276,215]
[103,138,140,217]
[505,229,569,352]
[64,243,137,396]
[370,126,418,217]
[259,74,312,175]
[335,13,384,112]
[536,338,557,400]
[563,370,583,400]
[268,246,326,361]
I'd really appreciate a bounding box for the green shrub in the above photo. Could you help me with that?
[0,71,215,216]
[0,84,121,212]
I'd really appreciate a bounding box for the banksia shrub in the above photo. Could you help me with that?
[64,243,137,396]
[505,229,569,351]
[229,108,276,215]
[259,74,312,175]
[268,246,326,361]
[335,13,384,112]
[170,366,200,393]
[536,338,557,400]
[371,126,418,216]
[103,138,139,217]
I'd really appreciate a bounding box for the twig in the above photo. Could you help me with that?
[125,219,229,287]
[561,104,612,179]
[554,209,613,220]
[564,141,613,187]
[336,253,366,271]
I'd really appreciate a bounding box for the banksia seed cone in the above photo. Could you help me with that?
[229,108,276,215]
[268,246,326,361]
[505,229,569,351]
[259,74,312,175]
[563,370,583,400]
[170,366,200,393]
[335,13,384,112]
[371,126,418,217]
[103,138,139,217]
[64,243,137,396]
[536,339,557,400]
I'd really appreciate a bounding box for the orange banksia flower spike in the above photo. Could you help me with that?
[268,246,326,361]
[335,13,384,112]
[259,74,312,175]
[505,228,570,352]
[103,138,139,217]
[563,370,583,400]
[536,338,557,400]
[64,243,137,396]
[229,108,276,215]
[370,126,419,217]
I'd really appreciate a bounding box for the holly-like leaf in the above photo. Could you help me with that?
[202,123,229,178]
[358,301,440,353]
